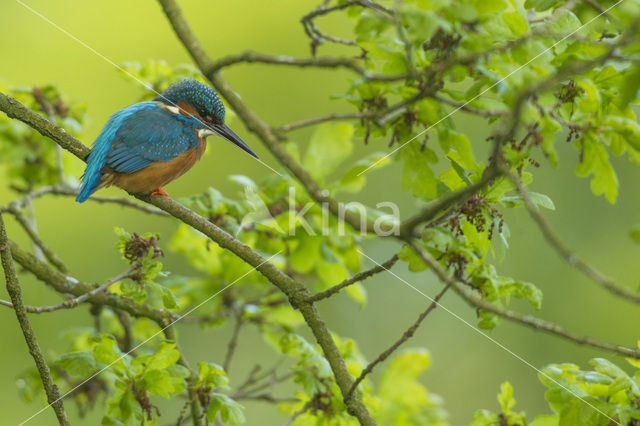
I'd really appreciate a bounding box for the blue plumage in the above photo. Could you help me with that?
[156,80,225,122]
[76,79,258,203]
[106,105,200,172]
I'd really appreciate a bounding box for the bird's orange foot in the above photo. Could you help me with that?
[150,187,170,198]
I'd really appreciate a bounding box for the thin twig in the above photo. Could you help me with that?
[0,266,134,314]
[346,284,450,400]
[583,0,608,15]
[399,167,501,236]
[507,171,640,304]
[278,112,366,133]
[7,184,169,217]
[7,204,69,273]
[8,239,179,325]
[223,313,243,373]
[208,51,407,81]
[24,196,45,261]
[33,86,65,182]
[301,0,393,52]
[234,371,297,399]
[308,254,399,302]
[282,400,313,426]
[0,213,70,425]
[430,94,507,117]
[405,240,640,358]
[163,327,204,426]
[234,394,299,403]
[114,309,134,352]
[393,0,415,74]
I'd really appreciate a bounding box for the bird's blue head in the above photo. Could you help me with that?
[154,79,258,158]
[155,79,226,123]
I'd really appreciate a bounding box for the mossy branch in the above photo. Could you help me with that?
[0,89,377,426]
[0,214,70,425]
[404,239,640,359]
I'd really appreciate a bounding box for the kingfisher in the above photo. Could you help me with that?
[76,79,258,203]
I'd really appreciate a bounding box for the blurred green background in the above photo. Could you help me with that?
[1,0,639,424]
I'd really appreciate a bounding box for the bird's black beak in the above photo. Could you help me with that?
[213,123,259,159]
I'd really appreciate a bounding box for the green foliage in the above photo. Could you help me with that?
[113,227,178,309]
[476,354,640,425]
[471,381,526,426]
[37,333,191,425]
[0,83,87,188]
[5,0,640,424]
[120,60,208,102]
[279,347,447,426]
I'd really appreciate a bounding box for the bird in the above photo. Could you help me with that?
[76,79,258,203]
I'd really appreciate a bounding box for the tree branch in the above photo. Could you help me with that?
[399,167,501,237]
[0,266,134,314]
[347,283,450,401]
[156,0,386,237]
[405,239,640,359]
[208,50,407,81]
[507,171,640,304]
[0,214,70,425]
[1,70,377,426]
[163,327,204,426]
[430,94,508,118]
[0,93,90,160]
[301,0,393,53]
[7,184,169,217]
[308,254,399,302]
[7,204,69,273]
[9,240,178,326]
[223,312,243,373]
[154,3,380,422]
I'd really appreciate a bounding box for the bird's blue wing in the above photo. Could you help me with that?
[106,104,198,173]
[76,102,198,202]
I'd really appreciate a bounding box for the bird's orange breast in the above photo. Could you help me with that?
[102,137,207,194]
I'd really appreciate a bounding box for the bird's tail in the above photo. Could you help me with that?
[75,167,103,203]
[76,133,115,203]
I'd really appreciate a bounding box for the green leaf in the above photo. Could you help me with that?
[228,174,257,189]
[630,225,640,243]
[290,233,322,273]
[502,12,529,36]
[498,381,515,412]
[524,0,563,11]
[439,130,479,171]
[145,341,181,371]
[207,393,245,425]
[93,335,125,366]
[398,245,428,272]
[143,365,189,398]
[304,123,354,180]
[338,152,391,193]
[501,192,556,210]
[376,349,446,423]
[56,351,99,377]
[197,362,229,388]
[105,390,144,426]
[575,135,618,204]
[530,414,560,426]
[399,143,439,200]
[148,282,179,309]
[617,65,640,108]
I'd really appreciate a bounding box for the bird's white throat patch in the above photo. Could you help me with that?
[197,128,217,138]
